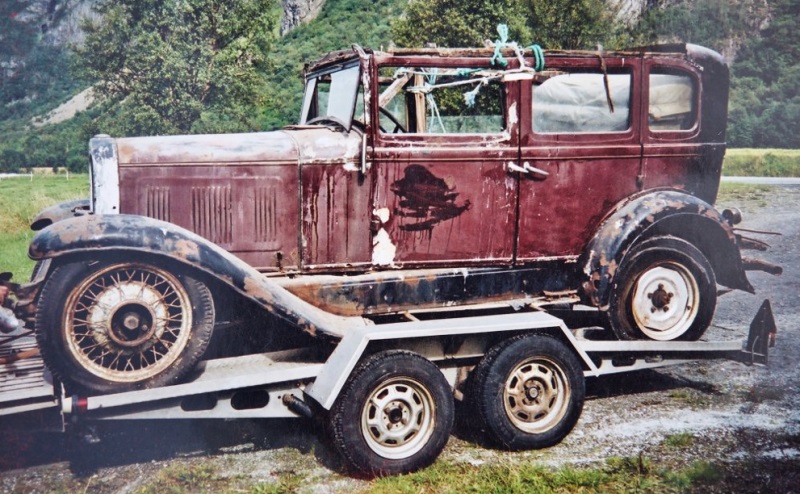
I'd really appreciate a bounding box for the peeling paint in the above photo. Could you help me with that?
[372,228,396,266]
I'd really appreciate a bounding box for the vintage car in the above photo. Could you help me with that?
[25,43,778,394]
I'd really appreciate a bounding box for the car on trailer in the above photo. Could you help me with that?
[0,42,780,476]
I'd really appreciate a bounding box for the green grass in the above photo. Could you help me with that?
[365,456,727,494]
[723,148,800,177]
[0,174,88,281]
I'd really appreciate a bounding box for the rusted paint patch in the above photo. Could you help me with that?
[391,165,471,232]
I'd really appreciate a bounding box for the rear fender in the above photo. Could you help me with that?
[580,190,753,309]
[29,214,367,337]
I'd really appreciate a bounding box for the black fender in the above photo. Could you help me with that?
[30,199,91,231]
[29,214,367,338]
[580,189,753,309]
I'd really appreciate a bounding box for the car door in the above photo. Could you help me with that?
[517,55,643,260]
[369,55,521,268]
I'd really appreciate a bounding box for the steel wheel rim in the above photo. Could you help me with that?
[503,357,569,433]
[64,264,193,382]
[631,262,699,340]
[361,377,436,459]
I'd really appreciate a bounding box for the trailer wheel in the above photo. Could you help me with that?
[36,259,214,394]
[609,236,716,341]
[328,350,454,477]
[471,334,584,450]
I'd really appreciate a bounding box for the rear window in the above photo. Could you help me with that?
[649,70,697,131]
[532,70,632,134]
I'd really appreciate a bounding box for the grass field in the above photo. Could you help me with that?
[0,174,88,281]
[723,148,800,177]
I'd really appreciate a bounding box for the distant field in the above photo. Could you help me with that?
[723,148,800,177]
[0,174,88,281]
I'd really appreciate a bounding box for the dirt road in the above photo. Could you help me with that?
[1,185,798,493]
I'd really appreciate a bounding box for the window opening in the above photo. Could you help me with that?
[649,70,696,131]
[532,70,632,133]
[378,66,506,135]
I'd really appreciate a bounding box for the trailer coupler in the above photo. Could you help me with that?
[735,299,777,366]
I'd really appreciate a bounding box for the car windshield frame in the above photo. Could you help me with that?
[300,59,362,131]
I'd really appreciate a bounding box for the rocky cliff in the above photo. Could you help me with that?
[281,0,326,34]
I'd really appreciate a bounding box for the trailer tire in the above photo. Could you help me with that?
[609,236,716,341]
[328,350,454,477]
[471,334,584,450]
[36,259,214,394]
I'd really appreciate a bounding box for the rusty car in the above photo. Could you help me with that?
[21,43,781,395]
[0,42,782,476]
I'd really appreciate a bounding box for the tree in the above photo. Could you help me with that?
[75,0,278,136]
[391,0,617,50]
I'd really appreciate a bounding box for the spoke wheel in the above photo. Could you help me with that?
[609,236,716,341]
[36,259,214,394]
[471,334,584,450]
[329,351,453,477]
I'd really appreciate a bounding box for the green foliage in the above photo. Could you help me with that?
[258,0,403,130]
[526,0,618,49]
[664,432,695,448]
[75,0,279,136]
[633,0,755,50]
[391,0,530,48]
[391,0,616,50]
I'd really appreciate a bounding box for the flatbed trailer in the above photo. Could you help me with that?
[0,299,776,476]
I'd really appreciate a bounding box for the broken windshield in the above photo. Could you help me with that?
[300,62,361,131]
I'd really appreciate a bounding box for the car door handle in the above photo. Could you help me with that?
[506,161,527,173]
[523,162,549,176]
[506,161,550,178]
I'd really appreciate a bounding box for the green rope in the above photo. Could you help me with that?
[528,44,545,71]
[491,24,511,67]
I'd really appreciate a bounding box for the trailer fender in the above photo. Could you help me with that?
[580,189,753,309]
[29,199,90,231]
[29,214,369,337]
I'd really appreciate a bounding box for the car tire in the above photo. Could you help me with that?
[608,235,716,341]
[36,258,214,394]
[470,333,585,450]
[328,350,454,477]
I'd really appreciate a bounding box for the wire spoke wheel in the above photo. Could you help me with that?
[36,259,214,394]
[65,264,193,382]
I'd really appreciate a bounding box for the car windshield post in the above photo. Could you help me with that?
[300,63,361,130]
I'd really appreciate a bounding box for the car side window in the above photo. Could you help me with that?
[377,66,505,135]
[532,70,632,134]
[649,70,697,131]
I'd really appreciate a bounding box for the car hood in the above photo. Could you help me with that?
[115,127,363,167]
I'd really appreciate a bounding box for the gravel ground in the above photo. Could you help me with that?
[1,185,798,493]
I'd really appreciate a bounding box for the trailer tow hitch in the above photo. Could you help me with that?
[737,299,777,366]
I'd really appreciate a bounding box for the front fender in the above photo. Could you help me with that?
[29,214,368,338]
[30,199,90,231]
[580,190,753,308]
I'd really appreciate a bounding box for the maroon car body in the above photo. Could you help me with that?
[25,43,779,395]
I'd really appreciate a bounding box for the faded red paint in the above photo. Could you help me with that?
[102,44,746,307]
